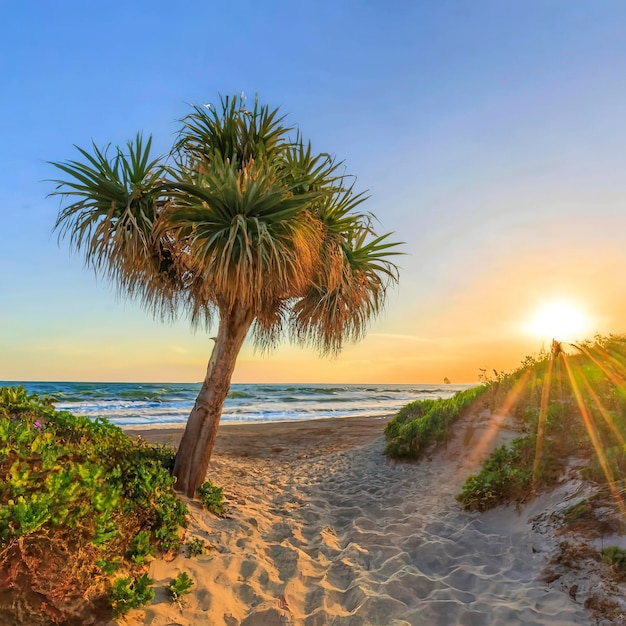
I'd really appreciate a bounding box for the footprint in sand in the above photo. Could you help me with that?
[265,543,301,582]
[239,558,258,579]
[156,414,592,626]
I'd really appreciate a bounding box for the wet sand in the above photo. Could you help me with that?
[128,414,393,461]
[117,411,590,626]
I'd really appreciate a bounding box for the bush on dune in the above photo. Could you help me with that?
[0,386,188,625]
[384,335,626,512]
[456,437,535,511]
[384,385,487,459]
[458,335,626,511]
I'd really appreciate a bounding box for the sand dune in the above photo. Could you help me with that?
[116,411,590,626]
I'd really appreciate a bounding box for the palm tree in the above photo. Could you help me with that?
[50,94,402,497]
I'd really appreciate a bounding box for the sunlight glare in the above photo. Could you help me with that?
[526,300,590,342]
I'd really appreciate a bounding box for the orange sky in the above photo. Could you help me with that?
[3,4,626,384]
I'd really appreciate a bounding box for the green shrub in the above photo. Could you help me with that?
[456,335,626,512]
[456,438,534,511]
[0,386,188,624]
[96,557,123,576]
[127,530,156,564]
[187,537,207,557]
[197,480,225,515]
[168,571,194,601]
[385,386,487,459]
[110,573,155,617]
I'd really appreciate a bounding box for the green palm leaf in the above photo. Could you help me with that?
[50,93,403,495]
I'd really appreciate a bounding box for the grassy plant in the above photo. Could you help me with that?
[96,557,123,576]
[601,546,626,572]
[196,480,225,515]
[563,500,594,524]
[384,385,487,459]
[168,571,194,601]
[0,386,188,623]
[581,445,626,484]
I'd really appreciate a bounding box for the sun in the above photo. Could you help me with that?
[526,300,591,343]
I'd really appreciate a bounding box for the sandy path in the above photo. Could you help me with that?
[120,412,590,626]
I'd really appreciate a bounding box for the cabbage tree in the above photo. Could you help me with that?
[51,95,401,496]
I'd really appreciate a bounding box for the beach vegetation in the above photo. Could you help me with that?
[600,546,626,573]
[126,530,156,564]
[457,334,626,511]
[0,386,187,624]
[96,556,123,575]
[384,385,487,459]
[110,573,155,617]
[186,537,207,557]
[562,500,594,525]
[50,93,402,497]
[456,438,535,511]
[167,571,194,602]
[197,479,225,516]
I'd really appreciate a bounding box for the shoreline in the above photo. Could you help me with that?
[122,412,393,433]
[126,413,395,460]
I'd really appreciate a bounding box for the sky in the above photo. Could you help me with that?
[2,1,626,384]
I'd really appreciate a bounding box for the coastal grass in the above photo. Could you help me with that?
[0,385,188,624]
[601,546,626,574]
[562,500,594,525]
[457,335,626,511]
[384,385,487,459]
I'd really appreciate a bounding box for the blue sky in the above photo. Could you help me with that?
[3,1,626,383]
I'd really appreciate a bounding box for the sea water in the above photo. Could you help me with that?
[2,381,473,427]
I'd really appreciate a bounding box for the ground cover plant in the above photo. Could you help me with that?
[167,571,194,602]
[197,479,225,515]
[456,438,535,511]
[0,386,188,625]
[384,385,487,459]
[562,500,594,525]
[457,335,626,510]
[109,573,155,618]
[186,537,207,557]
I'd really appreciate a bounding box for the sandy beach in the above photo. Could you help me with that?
[110,409,595,626]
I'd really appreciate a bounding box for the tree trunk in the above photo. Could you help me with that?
[173,305,253,497]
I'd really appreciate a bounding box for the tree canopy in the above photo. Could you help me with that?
[51,93,402,495]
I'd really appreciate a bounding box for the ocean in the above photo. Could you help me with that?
[2,381,473,428]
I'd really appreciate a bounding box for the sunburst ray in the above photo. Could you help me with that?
[563,354,626,516]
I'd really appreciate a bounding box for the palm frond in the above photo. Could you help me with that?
[289,225,402,354]
[49,134,188,321]
[175,94,290,170]
[51,94,402,351]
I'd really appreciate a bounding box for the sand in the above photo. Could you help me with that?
[112,411,593,626]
